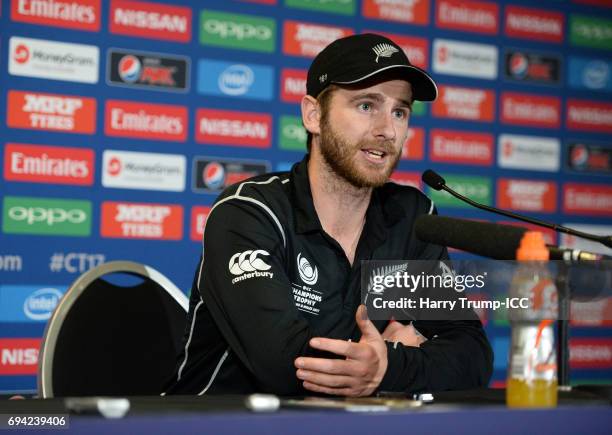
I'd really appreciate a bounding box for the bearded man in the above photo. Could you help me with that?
[166,33,493,397]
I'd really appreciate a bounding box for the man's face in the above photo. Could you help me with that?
[318,79,412,188]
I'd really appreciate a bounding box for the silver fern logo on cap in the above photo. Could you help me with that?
[372,43,399,63]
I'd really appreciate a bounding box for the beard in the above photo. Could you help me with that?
[318,116,401,188]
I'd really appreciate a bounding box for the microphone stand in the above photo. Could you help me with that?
[423,170,612,389]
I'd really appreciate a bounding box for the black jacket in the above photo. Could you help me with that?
[166,156,493,395]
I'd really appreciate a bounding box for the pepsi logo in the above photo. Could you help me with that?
[107,157,122,176]
[570,144,589,168]
[118,55,142,83]
[203,162,226,189]
[510,53,528,78]
[219,65,254,96]
[13,44,30,64]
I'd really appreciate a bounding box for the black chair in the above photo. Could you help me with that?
[38,261,188,398]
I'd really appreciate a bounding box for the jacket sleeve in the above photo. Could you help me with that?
[378,209,494,393]
[198,198,345,395]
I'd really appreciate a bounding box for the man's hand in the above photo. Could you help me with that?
[294,305,387,397]
[382,321,427,348]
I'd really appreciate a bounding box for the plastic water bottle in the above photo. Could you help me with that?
[506,231,558,408]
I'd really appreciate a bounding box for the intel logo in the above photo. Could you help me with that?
[23,287,63,321]
[218,64,254,96]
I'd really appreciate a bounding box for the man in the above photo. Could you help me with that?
[166,33,492,397]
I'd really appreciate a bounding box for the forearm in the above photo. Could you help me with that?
[378,320,493,393]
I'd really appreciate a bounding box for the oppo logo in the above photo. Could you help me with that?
[219,65,254,95]
[8,206,87,225]
[204,19,271,40]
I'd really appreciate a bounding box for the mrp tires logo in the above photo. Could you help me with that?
[107,49,189,92]
[193,157,270,193]
[200,10,275,53]
[2,196,91,237]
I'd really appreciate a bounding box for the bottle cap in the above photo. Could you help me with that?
[516,231,549,261]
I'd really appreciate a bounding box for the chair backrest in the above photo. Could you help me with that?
[38,261,188,398]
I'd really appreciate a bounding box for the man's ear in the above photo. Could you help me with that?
[301,95,321,136]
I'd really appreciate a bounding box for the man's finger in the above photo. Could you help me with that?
[296,369,356,388]
[295,356,364,375]
[304,337,368,360]
[302,381,355,397]
[356,305,382,342]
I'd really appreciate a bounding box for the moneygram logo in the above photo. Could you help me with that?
[401,127,424,161]
[433,38,498,80]
[429,129,493,166]
[193,157,271,193]
[280,68,307,103]
[197,59,274,100]
[102,150,186,192]
[283,20,353,57]
[196,109,272,147]
[190,206,211,242]
[110,0,192,42]
[498,134,560,172]
[566,99,612,134]
[0,339,40,375]
[504,50,561,85]
[563,183,612,216]
[101,201,183,240]
[2,196,91,236]
[9,37,99,84]
[435,0,498,34]
[501,92,561,128]
[504,5,564,43]
[104,99,188,141]
[7,90,96,134]
[11,0,100,31]
[432,85,495,122]
[570,15,612,50]
[497,179,557,213]
[107,49,189,92]
[279,115,307,151]
[362,0,430,25]
[286,0,355,15]
[4,143,94,185]
[200,10,275,52]
[428,175,492,208]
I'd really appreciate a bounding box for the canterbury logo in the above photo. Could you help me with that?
[372,43,399,63]
[297,252,318,285]
[229,250,272,276]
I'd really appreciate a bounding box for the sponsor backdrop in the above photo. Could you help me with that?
[0,0,611,392]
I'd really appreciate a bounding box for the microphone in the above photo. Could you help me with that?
[415,215,612,263]
[422,169,612,249]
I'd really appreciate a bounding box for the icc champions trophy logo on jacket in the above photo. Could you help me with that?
[297,253,318,285]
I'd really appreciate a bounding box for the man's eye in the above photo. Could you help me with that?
[359,103,372,111]
[393,109,407,119]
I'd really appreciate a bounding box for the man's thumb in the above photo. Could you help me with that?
[356,304,379,340]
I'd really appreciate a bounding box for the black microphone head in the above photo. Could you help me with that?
[415,215,528,260]
[422,170,445,191]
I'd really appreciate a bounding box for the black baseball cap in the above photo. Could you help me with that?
[306,33,438,102]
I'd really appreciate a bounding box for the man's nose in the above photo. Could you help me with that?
[371,112,396,141]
